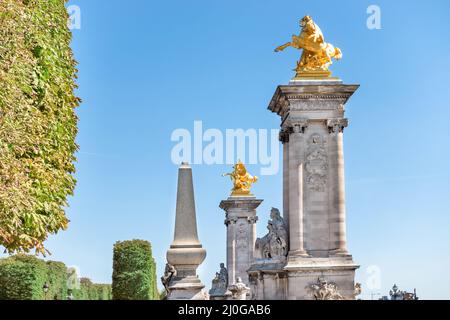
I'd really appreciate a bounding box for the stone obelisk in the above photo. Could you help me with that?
[166,163,207,300]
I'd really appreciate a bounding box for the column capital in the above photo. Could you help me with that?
[292,120,308,134]
[279,127,292,144]
[282,119,308,136]
[248,216,259,224]
[225,217,238,226]
[327,118,349,134]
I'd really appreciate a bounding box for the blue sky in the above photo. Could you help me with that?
[6,0,450,299]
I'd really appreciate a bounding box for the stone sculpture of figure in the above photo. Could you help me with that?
[306,277,345,300]
[255,208,288,259]
[218,263,228,288]
[269,208,288,243]
[307,278,362,300]
[275,15,342,78]
[209,263,229,296]
[228,277,250,300]
[255,224,273,259]
[161,263,177,294]
[352,283,362,300]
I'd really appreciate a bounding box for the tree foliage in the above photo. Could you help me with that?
[0,254,69,300]
[112,240,158,300]
[72,278,112,300]
[0,0,80,254]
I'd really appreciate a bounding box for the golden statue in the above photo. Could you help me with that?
[223,161,258,196]
[275,15,342,79]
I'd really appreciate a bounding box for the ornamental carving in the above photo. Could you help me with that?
[228,277,250,300]
[280,119,308,143]
[279,128,291,144]
[327,118,349,134]
[306,277,345,300]
[224,216,238,226]
[306,278,362,300]
[305,134,328,192]
[236,220,249,249]
[248,216,258,224]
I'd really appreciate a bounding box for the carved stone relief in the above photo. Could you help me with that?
[236,220,248,250]
[305,134,328,192]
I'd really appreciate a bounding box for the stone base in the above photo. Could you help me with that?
[285,256,359,300]
[294,69,332,79]
[209,292,232,301]
[248,257,359,300]
[248,261,288,300]
[289,78,343,86]
[167,276,208,300]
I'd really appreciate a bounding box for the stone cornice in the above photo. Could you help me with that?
[219,198,263,211]
[268,84,359,116]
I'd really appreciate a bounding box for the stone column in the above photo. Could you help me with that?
[328,119,349,256]
[220,197,263,287]
[287,122,309,259]
[166,163,207,300]
[280,128,290,242]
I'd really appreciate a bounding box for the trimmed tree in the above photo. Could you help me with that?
[0,255,112,300]
[0,0,80,254]
[72,278,112,300]
[0,255,48,300]
[46,260,68,300]
[112,240,158,300]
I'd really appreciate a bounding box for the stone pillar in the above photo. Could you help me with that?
[287,122,309,259]
[328,119,349,256]
[166,163,207,300]
[280,129,290,242]
[220,197,262,287]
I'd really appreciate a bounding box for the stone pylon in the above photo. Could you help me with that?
[220,196,262,289]
[248,78,360,300]
[166,163,207,300]
[271,79,359,299]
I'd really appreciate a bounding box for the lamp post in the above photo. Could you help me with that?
[67,289,74,301]
[42,282,49,300]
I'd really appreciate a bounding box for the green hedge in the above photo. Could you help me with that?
[46,260,68,300]
[0,0,80,254]
[0,255,111,300]
[0,255,47,300]
[72,278,112,300]
[112,240,158,300]
[0,255,70,300]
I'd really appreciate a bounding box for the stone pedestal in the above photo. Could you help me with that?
[248,262,288,300]
[251,79,360,300]
[284,256,358,300]
[220,197,263,288]
[165,163,207,300]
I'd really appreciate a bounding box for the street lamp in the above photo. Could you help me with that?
[67,289,74,301]
[42,282,49,300]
